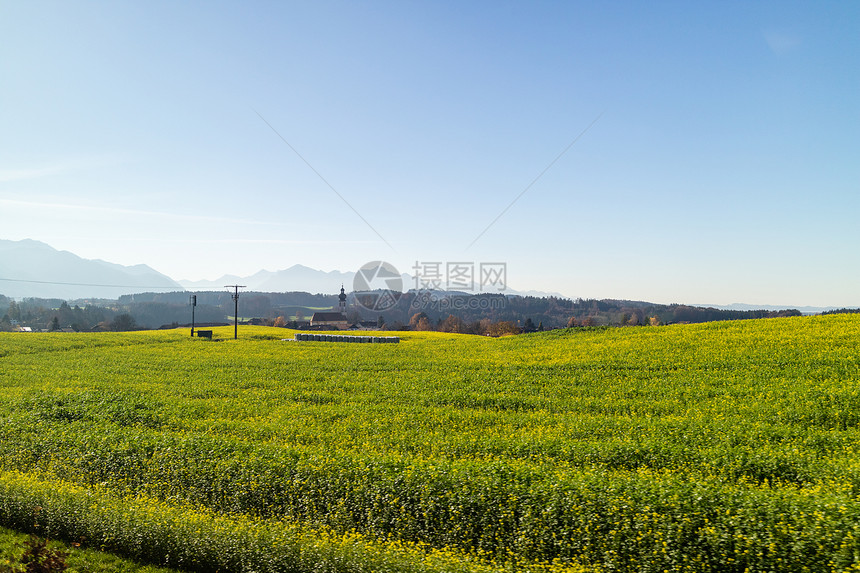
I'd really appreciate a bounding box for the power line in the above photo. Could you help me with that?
[0,277,181,289]
[253,109,395,251]
[466,111,605,250]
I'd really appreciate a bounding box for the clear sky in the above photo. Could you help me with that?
[1,1,858,306]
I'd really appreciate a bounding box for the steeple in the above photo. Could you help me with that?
[339,285,347,314]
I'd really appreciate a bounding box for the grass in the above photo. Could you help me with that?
[0,526,180,573]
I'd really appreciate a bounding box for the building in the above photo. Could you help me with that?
[339,284,347,313]
[309,312,349,330]
[310,286,349,329]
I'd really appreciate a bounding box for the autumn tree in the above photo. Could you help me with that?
[439,314,464,333]
[488,321,520,337]
[409,312,429,328]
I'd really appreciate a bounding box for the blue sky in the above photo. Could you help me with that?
[1,1,858,306]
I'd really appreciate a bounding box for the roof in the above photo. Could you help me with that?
[311,312,348,322]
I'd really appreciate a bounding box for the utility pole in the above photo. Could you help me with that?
[190,294,197,336]
[225,285,246,339]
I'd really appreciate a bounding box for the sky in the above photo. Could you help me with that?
[1,1,858,306]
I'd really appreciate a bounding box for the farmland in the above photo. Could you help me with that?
[1,315,859,571]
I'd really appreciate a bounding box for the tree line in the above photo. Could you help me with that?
[0,291,803,333]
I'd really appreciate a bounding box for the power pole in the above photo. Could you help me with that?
[190,294,197,336]
[225,285,246,339]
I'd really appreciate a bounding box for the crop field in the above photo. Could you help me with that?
[0,524,181,572]
[1,315,860,572]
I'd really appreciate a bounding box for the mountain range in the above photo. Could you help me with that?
[178,266,406,297]
[0,239,182,300]
[177,267,564,299]
[0,239,566,300]
[0,239,839,313]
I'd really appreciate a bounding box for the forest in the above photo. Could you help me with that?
[0,290,807,333]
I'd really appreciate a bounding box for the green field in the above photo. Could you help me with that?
[0,525,181,572]
[1,315,859,572]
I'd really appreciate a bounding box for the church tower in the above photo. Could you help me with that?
[339,285,347,315]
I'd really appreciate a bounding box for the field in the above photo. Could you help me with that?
[0,524,181,572]
[0,315,859,572]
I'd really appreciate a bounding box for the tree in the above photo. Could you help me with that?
[243,295,273,319]
[57,301,74,326]
[488,321,520,337]
[50,316,60,331]
[523,318,536,333]
[111,313,137,332]
[416,316,432,331]
[439,315,464,333]
[346,309,362,324]
[273,316,287,327]
[409,312,429,328]
[7,300,20,321]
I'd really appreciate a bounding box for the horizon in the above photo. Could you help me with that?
[1,2,858,307]
[0,237,847,312]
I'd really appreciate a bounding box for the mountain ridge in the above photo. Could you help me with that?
[0,239,838,312]
[0,239,183,299]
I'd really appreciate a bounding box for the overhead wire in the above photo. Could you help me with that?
[0,277,182,289]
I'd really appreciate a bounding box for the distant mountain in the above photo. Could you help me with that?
[180,265,362,295]
[180,264,422,296]
[0,238,568,301]
[179,264,566,298]
[0,239,183,299]
[11,240,816,311]
[691,302,835,315]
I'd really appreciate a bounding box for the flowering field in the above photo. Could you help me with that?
[1,315,859,572]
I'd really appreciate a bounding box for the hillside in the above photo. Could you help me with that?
[0,315,859,571]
